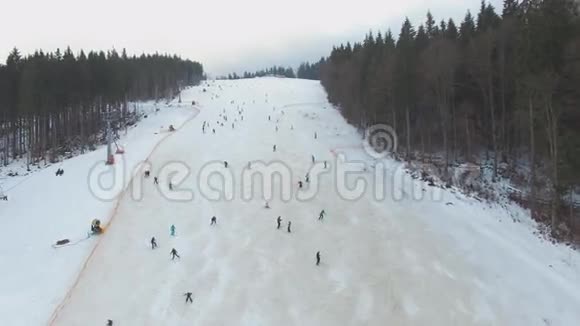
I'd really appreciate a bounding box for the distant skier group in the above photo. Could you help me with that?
[105,91,332,326]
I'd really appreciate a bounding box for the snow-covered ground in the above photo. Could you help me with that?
[2,78,580,326]
[0,95,199,326]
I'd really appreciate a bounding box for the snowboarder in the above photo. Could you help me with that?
[277,216,282,229]
[224,161,228,168]
[287,221,292,233]
[184,292,193,303]
[154,177,159,185]
[316,251,321,266]
[144,170,150,178]
[298,181,303,189]
[210,216,217,225]
[170,224,176,236]
[318,210,325,221]
[151,237,158,249]
[170,248,180,260]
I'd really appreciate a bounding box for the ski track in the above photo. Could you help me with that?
[4,78,580,326]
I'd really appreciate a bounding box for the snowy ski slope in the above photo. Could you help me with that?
[0,99,197,325]
[2,78,580,326]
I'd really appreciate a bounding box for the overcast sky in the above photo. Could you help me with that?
[0,0,501,76]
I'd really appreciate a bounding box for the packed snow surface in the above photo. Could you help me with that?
[1,78,579,326]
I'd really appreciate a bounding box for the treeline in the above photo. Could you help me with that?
[319,0,580,236]
[0,47,204,166]
[224,65,296,79]
[297,59,325,80]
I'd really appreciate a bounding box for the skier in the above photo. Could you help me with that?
[318,209,326,221]
[273,145,277,152]
[276,216,282,229]
[268,115,271,121]
[305,173,310,183]
[311,155,315,163]
[210,216,217,225]
[170,224,176,237]
[298,181,303,189]
[213,129,216,134]
[106,320,113,326]
[170,248,180,260]
[275,126,278,132]
[287,221,292,233]
[264,201,270,209]
[151,237,158,249]
[314,132,318,139]
[144,170,150,178]
[247,161,251,169]
[316,251,321,266]
[184,292,193,303]
[324,161,327,169]
[224,161,228,168]
[154,177,159,185]
[169,182,173,191]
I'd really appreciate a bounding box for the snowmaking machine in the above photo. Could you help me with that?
[52,218,104,248]
[90,219,104,235]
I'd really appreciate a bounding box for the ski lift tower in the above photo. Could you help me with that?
[178,80,183,104]
[105,111,115,165]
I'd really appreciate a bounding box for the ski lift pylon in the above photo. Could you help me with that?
[114,140,125,154]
